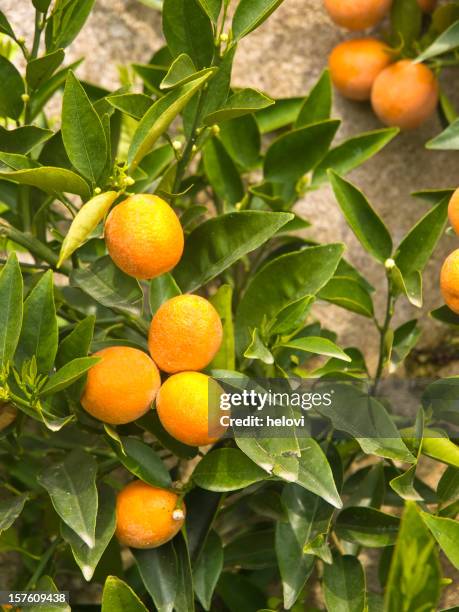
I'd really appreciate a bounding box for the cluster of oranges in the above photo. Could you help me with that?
[441,190,459,315]
[80,193,226,549]
[325,0,439,130]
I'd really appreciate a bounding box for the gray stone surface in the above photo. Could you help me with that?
[4,0,459,371]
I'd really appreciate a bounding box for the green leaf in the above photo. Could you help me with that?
[193,531,223,611]
[200,45,236,119]
[390,465,423,501]
[70,256,143,315]
[391,266,422,308]
[0,10,15,38]
[0,494,28,534]
[160,53,201,89]
[133,545,178,612]
[102,576,149,612]
[235,244,344,354]
[162,0,214,68]
[336,507,400,547]
[45,0,95,50]
[390,0,422,51]
[420,511,459,569]
[202,137,244,206]
[395,196,449,275]
[256,97,303,133]
[62,72,107,184]
[0,166,90,199]
[319,278,374,318]
[421,434,459,468]
[427,118,459,150]
[30,58,83,120]
[41,357,99,396]
[390,319,421,371]
[174,211,292,292]
[174,533,196,612]
[224,530,277,569]
[437,467,459,505]
[312,128,398,187]
[219,114,261,169]
[0,253,23,368]
[193,448,268,491]
[63,485,116,582]
[431,304,459,327]
[217,573,266,612]
[416,19,459,62]
[137,411,198,460]
[268,295,314,336]
[279,336,351,362]
[264,120,340,184]
[0,56,24,120]
[209,284,235,370]
[57,316,95,367]
[329,171,392,263]
[244,328,274,364]
[0,125,53,155]
[385,502,441,611]
[16,271,58,374]
[232,0,286,40]
[28,576,70,612]
[128,71,213,171]
[26,49,65,90]
[197,0,221,22]
[295,69,332,128]
[204,88,274,125]
[107,93,153,120]
[323,554,366,612]
[37,449,98,547]
[150,273,181,315]
[109,434,172,488]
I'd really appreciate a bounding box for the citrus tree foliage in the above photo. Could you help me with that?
[0,0,458,610]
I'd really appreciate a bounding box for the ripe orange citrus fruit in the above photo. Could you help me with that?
[448,188,459,236]
[81,346,160,424]
[441,250,459,314]
[329,38,392,101]
[116,480,185,549]
[324,0,392,30]
[104,194,184,280]
[156,371,227,446]
[371,60,439,129]
[148,295,223,374]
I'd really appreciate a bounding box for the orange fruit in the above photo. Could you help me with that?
[116,480,185,549]
[441,250,459,314]
[156,371,227,446]
[417,0,437,11]
[148,295,223,374]
[81,346,160,424]
[104,194,184,280]
[448,188,459,236]
[329,38,392,101]
[324,0,392,30]
[371,60,439,129]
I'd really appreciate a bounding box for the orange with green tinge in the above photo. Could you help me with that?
[324,0,392,30]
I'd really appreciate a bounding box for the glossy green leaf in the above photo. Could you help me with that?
[217,573,266,612]
[63,486,116,582]
[41,357,99,396]
[336,507,400,547]
[56,316,95,368]
[264,120,340,184]
[268,295,314,336]
[0,494,28,534]
[0,10,15,38]
[391,0,422,51]
[200,45,236,119]
[26,49,65,90]
[204,88,274,124]
[416,19,459,62]
[385,502,441,611]
[0,125,53,155]
[431,305,459,327]
[235,244,344,354]
[107,93,153,120]
[0,166,90,199]
[30,58,83,120]
[323,554,366,612]
[312,128,398,187]
[197,0,221,22]
[128,71,213,171]
[70,256,142,315]
[438,467,459,505]
[193,448,268,491]
[0,56,24,120]
[256,97,303,133]
[193,531,223,611]
[395,196,448,275]
[391,265,423,308]
[319,277,374,318]
[110,435,172,488]
[16,271,58,374]
[150,273,181,315]
[62,72,107,184]
[173,533,196,612]
[421,434,459,468]
[219,114,261,169]
[390,319,421,371]
[37,449,98,547]
[133,544,178,612]
[160,53,199,89]
[102,576,148,612]
[209,284,235,370]
[244,328,274,364]
[174,211,292,292]
[295,69,332,128]
[232,0,286,40]
[45,0,95,50]
[28,576,70,612]
[279,336,351,362]
[202,137,244,206]
[420,511,459,569]
[427,118,459,150]
[329,171,392,263]
[224,530,277,569]
[0,253,23,367]
[162,0,214,68]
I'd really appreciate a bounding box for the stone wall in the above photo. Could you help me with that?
[5,0,459,369]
